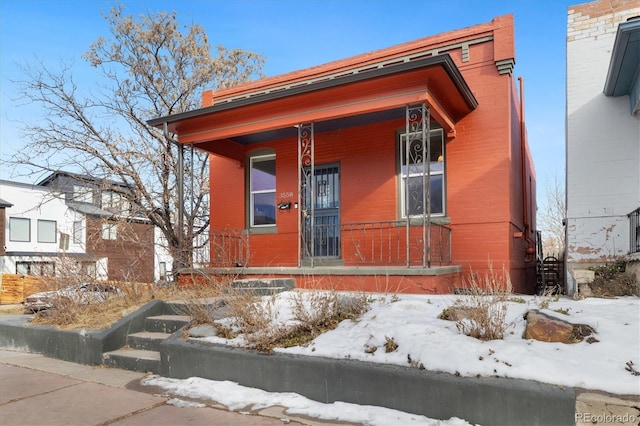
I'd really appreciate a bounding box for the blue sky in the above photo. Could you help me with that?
[0,0,576,199]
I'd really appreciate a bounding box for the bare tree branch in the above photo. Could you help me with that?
[5,4,265,273]
[539,174,566,257]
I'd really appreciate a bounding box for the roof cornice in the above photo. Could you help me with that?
[148,54,478,128]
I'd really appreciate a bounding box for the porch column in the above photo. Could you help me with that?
[298,123,315,267]
[405,104,431,268]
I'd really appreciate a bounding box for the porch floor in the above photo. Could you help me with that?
[181,265,463,294]
[204,265,461,277]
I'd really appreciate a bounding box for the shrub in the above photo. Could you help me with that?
[223,289,369,353]
[450,265,514,341]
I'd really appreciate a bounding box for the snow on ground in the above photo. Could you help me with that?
[143,292,640,425]
[143,375,471,425]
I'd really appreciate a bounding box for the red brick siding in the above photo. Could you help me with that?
[204,15,537,292]
[85,217,155,283]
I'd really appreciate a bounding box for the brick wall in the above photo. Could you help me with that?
[85,217,155,283]
[568,0,639,41]
[206,15,537,292]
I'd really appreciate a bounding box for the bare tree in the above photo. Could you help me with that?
[538,174,565,257]
[6,5,264,274]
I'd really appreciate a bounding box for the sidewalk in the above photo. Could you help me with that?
[0,349,321,426]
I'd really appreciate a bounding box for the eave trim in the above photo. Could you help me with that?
[147,54,478,128]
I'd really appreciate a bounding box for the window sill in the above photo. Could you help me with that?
[397,216,451,226]
[249,226,277,235]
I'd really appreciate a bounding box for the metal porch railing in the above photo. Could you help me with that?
[341,221,452,266]
[210,229,249,268]
[209,221,451,268]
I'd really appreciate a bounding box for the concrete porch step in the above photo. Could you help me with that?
[103,348,161,374]
[127,331,173,351]
[144,314,191,333]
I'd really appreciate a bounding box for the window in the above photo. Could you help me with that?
[101,223,118,240]
[59,233,69,250]
[73,185,94,204]
[37,220,57,243]
[102,190,130,214]
[159,262,167,278]
[16,261,55,276]
[73,221,83,244]
[81,261,96,279]
[9,217,30,242]
[250,154,276,227]
[399,128,445,217]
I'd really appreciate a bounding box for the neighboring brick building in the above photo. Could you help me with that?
[37,171,157,283]
[566,0,640,294]
[150,15,537,293]
[0,173,158,284]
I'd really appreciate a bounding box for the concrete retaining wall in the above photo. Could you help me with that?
[160,336,576,425]
[0,300,166,365]
[0,303,578,425]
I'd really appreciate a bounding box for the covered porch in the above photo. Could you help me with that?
[150,53,478,293]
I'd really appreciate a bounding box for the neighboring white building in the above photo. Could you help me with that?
[566,0,640,294]
[0,179,109,280]
[1,176,178,284]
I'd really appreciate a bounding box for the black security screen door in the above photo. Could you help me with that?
[303,164,340,258]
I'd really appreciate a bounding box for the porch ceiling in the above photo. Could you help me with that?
[148,54,478,146]
[231,108,405,145]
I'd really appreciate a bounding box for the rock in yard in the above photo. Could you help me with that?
[523,309,593,343]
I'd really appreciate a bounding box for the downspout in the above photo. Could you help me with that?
[518,77,536,263]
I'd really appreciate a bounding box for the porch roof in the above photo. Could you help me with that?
[603,18,640,116]
[148,54,478,145]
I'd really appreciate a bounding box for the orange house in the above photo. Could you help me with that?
[149,14,537,294]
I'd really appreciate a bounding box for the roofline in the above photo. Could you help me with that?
[37,170,128,188]
[0,179,51,191]
[148,54,478,128]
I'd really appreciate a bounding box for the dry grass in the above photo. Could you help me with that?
[222,288,369,353]
[447,265,514,341]
[29,280,226,330]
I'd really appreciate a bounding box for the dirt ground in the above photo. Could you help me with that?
[588,273,639,297]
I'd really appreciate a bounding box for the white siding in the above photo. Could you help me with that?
[566,2,640,293]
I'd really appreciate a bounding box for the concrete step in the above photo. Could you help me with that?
[145,315,191,333]
[103,348,160,374]
[229,278,295,295]
[127,331,173,351]
[164,300,229,320]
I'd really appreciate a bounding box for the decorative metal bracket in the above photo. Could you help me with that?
[298,123,314,267]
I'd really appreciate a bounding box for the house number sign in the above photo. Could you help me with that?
[279,191,294,199]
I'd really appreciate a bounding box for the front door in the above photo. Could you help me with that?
[303,164,340,259]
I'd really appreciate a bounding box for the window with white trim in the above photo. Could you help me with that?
[101,190,130,215]
[101,222,118,240]
[399,128,445,217]
[73,185,94,204]
[249,154,276,227]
